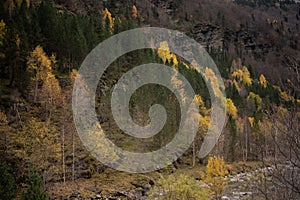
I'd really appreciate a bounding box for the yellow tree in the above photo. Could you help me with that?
[247,92,262,110]
[0,20,5,58]
[202,156,229,199]
[230,62,255,160]
[27,45,52,103]
[40,73,62,120]
[226,98,238,119]
[192,94,210,166]
[248,116,255,128]
[224,98,238,161]
[259,74,267,88]
[203,67,223,99]
[0,20,5,45]
[0,111,9,155]
[232,66,252,87]
[103,8,114,34]
[149,174,208,200]
[11,118,61,183]
[157,41,178,68]
[132,5,138,19]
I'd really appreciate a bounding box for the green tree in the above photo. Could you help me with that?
[21,169,46,200]
[0,160,17,200]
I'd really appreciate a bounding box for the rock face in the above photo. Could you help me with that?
[191,23,275,55]
[192,23,224,50]
[150,0,181,12]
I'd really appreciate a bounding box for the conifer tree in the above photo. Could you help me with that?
[21,169,46,200]
[27,45,52,103]
[202,156,229,199]
[0,160,16,200]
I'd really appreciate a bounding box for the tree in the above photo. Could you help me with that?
[11,118,61,184]
[202,156,229,199]
[232,66,252,87]
[21,169,46,200]
[259,74,267,88]
[27,45,52,103]
[40,73,62,120]
[0,111,9,155]
[226,98,238,119]
[283,55,300,84]
[4,0,16,16]
[258,105,300,199]
[247,92,262,110]
[193,94,210,166]
[132,5,137,19]
[225,98,238,161]
[157,41,178,67]
[0,20,5,58]
[0,160,17,200]
[103,8,114,34]
[148,174,208,200]
[203,67,223,99]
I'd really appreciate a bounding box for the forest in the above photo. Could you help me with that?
[0,0,299,199]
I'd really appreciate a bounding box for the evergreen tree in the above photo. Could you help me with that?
[0,160,16,200]
[21,169,46,200]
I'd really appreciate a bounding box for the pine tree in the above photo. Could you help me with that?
[0,160,16,200]
[21,169,46,200]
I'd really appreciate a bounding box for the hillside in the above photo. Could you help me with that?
[0,0,299,199]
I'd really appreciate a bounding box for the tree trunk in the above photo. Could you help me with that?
[245,117,248,161]
[34,80,38,103]
[62,124,66,187]
[72,129,75,191]
[192,141,195,167]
